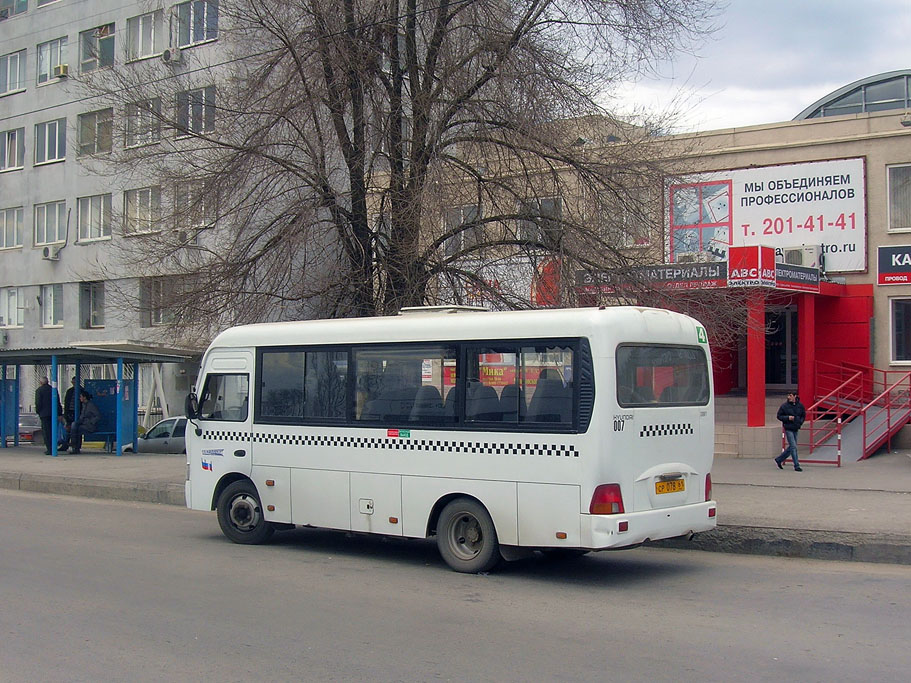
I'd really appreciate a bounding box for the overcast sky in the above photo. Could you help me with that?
[614,0,911,131]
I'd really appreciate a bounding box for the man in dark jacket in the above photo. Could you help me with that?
[775,391,806,471]
[35,377,62,455]
[63,376,77,433]
[66,391,101,454]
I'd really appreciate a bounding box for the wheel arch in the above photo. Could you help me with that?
[426,492,488,538]
[210,472,253,511]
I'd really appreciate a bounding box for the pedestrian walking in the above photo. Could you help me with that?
[775,390,806,471]
[35,376,62,455]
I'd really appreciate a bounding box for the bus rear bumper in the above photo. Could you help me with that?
[185,480,192,509]
[582,501,717,549]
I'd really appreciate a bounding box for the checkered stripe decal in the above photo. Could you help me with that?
[639,423,694,438]
[252,432,578,458]
[203,430,249,441]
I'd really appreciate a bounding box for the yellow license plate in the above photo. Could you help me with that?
[655,479,685,495]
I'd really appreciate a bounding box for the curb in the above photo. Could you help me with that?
[652,524,911,565]
[0,472,185,507]
[3,472,910,566]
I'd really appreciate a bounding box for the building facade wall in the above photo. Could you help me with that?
[661,110,911,375]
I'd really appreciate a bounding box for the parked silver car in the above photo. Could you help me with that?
[3,413,43,446]
[125,417,187,454]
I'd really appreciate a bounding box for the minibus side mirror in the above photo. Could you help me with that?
[185,393,199,420]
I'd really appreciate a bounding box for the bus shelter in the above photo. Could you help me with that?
[0,343,193,456]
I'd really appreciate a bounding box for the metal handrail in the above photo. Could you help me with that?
[803,369,863,457]
[856,371,911,457]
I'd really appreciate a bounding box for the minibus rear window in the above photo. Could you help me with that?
[616,345,709,407]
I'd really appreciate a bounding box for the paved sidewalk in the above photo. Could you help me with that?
[0,444,908,564]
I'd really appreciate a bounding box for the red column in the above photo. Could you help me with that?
[747,291,766,427]
[798,294,816,403]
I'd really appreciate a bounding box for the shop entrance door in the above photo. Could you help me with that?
[766,307,798,388]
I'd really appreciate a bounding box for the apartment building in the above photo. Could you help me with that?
[0,0,218,415]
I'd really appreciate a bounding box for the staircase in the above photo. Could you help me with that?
[713,362,911,465]
[801,362,911,466]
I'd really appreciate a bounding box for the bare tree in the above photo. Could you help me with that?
[78,0,721,343]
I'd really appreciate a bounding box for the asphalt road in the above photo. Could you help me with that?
[1,490,908,682]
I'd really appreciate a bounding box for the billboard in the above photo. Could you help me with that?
[878,245,911,285]
[667,158,866,272]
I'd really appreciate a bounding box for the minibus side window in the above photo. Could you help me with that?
[258,349,347,422]
[199,373,249,421]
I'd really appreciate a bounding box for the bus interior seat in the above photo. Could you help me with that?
[410,385,443,421]
[659,384,681,403]
[634,385,655,403]
[466,383,502,421]
[499,383,526,422]
[527,379,572,423]
[443,385,461,419]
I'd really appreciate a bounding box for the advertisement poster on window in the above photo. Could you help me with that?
[666,158,866,272]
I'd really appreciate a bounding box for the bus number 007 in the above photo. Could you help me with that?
[613,419,625,432]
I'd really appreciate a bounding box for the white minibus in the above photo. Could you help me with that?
[184,306,716,572]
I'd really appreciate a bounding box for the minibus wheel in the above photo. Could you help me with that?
[437,498,499,573]
[216,480,275,544]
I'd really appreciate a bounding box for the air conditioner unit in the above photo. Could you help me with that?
[42,245,62,261]
[53,63,69,78]
[782,245,822,269]
[161,47,183,65]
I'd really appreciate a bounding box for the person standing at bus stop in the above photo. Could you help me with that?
[35,376,62,455]
[775,391,806,471]
[63,376,77,435]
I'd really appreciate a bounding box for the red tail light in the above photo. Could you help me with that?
[589,484,625,514]
[705,473,712,501]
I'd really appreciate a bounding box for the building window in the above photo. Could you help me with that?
[78,108,113,156]
[668,180,732,262]
[141,277,176,326]
[888,164,911,231]
[518,197,563,248]
[37,0,60,6]
[1,128,25,171]
[175,182,215,230]
[35,118,66,164]
[80,23,115,73]
[124,186,161,234]
[35,200,67,245]
[41,283,63,327]
[126,11,162,61]
[77,194,112,241]
[0,206,23,249]
[79,281,104,328]
[176,86,215,135]
[443,205,481,258]
[0,49,27,95]
[892,299,911,362]
[125,98,161,147]
[174,1,219,47]
[37,37,67,84]
[0,287,25,328]
[1,1,28,18]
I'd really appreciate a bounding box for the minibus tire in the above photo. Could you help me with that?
[437,498,500,573]
[216,480,275,544]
